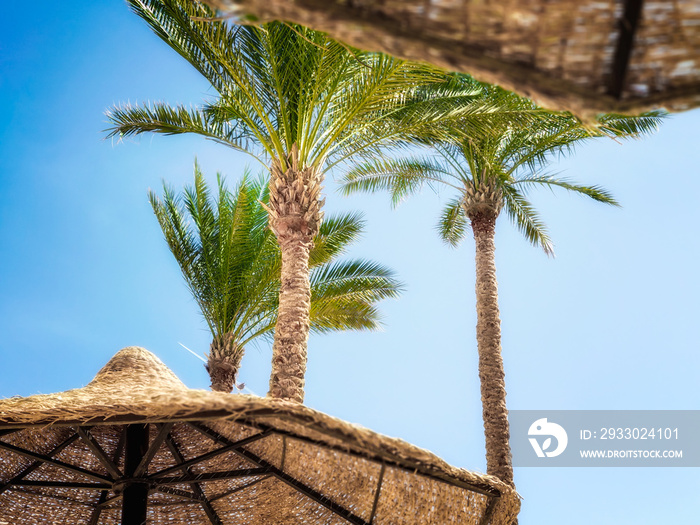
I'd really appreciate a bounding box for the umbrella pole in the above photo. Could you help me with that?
[121,424,150,525]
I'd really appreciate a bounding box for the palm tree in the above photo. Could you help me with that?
[150,162,402,393]
[107,0,536,402]
[340,105,665,485]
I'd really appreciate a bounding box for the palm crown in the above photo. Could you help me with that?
[341,98,666,254]
[150,163,401,392]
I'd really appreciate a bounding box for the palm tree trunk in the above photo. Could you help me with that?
[266,145,324,403]
[207,333,243,393]
[470,211,514,487]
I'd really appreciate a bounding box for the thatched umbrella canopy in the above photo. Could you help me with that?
[0,347,519,524]
[207,0,700,116]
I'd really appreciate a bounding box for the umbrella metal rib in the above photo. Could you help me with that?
[134,423,173,477]
[96,493,124,509]
[208,474,273,503]
[478,497,498,525]
[155,485,203,503]
[88,428,126,525]
[0,432,80,496]
[189,422,372,525]
[162,433,224,525]
[78,428,123,479]
[153,468,271,485]
[149,427,272,478]
[0,439,112,483]
[368,464,385,524]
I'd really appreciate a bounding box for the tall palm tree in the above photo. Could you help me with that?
[340,106,665,485]
[107,0,536,402]
[150,162,402,393]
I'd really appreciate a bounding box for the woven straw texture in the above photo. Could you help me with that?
[0,347,519,524]
[212,0,700,114]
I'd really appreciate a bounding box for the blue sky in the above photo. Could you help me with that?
[1,3,698,523]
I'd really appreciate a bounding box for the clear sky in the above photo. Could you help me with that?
[1,3,698,524]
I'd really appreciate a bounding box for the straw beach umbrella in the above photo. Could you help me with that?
[0,347,519,524]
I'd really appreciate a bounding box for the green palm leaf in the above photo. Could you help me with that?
[501,186,554,255]
[595,110,667,137]
[512,175,620,206]
[340,157,458,206]
[341,87,662,253]
[437,198,468,247]
[309,212,364,267]
[310,260,403,333]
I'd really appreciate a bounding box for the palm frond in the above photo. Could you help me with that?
[595,109,667,138]
[311,260,402,302]
[437,198,468,247]
[105,102,256,153]
[310,212,364,267]
[310,259,403,333]
[512,175,620,206]
[328,81,545,169]
[128,0,229,91]
[501,186,554,255]
[339,156,458,206]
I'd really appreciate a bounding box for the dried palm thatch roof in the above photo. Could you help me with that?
[207,0,700,116]
[0,347,520,524]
